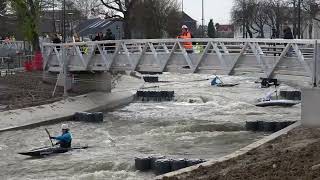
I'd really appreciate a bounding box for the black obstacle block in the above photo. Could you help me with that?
[137,91,144,97]
[293,91,301,100]
[143,76,159,83]
[262,121,277,132]
[245,121,259,131]
[74,112,93,122]
[91,112,104,122]
[280,91,287,99]
[149,155,166,170]
[186,159,204,167]
[154,159,172,175]
[257,121,265,132]
[171,159,187,171]
[74,112,104,122]
[135,157,151,171]
[274,121,290,132]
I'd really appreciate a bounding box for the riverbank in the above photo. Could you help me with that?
[0,71,66,110]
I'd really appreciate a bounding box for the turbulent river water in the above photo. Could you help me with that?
[0,73,301,180]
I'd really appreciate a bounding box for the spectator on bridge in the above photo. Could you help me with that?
[283,26,294,57]
[10,35,16,41]
[283,26,294,40]
[4,36,10,43]
[52,34,62,51]
[103,29,116,53]
[73,33,81,43]
[177,25,193,53]
[93,32,104,41]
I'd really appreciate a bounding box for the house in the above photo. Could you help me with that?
[182,12,197,34]
[216,24,234,38]
[75,18,123,40]
[39,10,85,37]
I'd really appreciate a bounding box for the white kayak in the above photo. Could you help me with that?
[256,99,301,107]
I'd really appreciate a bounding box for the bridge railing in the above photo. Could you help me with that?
[0,40,30,52]
[42,38,319,85]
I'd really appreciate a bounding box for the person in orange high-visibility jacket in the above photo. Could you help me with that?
[177,25,193,53]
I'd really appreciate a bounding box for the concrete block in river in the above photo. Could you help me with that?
[135,157,151,171]
[186,159,206,167]
[74,112,104,122]
[149,155,166,170]
[280,90,301,100]
[170,158,187,171]
[143,76,159,83]
[154,159,172,175]
[74,112,92,122]
[91,112,104,122]
[261,121,277,132]
[245,121,259,131]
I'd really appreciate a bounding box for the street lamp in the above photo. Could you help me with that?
[202,0,205,37]
[182,0,184,12]
[62,0,66,42]
[298,0,301,39]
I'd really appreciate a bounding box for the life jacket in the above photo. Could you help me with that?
[178,32,193,50]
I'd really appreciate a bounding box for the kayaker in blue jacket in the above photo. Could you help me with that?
[50,124,72,148]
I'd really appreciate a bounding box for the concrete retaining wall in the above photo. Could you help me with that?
[155,121,301,179]
[302,88,320,127]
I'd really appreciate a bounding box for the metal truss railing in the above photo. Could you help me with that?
[42,38,319,85]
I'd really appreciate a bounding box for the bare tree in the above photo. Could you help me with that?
[130,0,180,38]
[100,0,138,38]
[302,0,320,38]
[68,0,102,17]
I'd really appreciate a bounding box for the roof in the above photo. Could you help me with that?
[75,18,118,36]
[216,25,234,32]
[182,12,197,23]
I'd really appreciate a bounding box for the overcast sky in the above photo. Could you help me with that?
[182,0,234,25]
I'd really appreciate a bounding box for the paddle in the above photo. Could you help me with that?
[45,128,54,147]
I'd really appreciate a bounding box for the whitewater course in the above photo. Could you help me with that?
[0,72,301,180]
[1,38,316,179]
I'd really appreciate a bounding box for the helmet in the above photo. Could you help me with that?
[182,25,188,29]
[61,124,69,130]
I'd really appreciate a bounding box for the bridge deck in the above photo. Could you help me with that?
[41,38,319,85]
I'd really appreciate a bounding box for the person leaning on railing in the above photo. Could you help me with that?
[177,25,194,53]
[52,34,61,52]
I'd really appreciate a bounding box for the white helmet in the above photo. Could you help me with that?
[61,124,69,130]
[182,25,188,29]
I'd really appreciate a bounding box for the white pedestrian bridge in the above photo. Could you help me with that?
[42,38,319,86]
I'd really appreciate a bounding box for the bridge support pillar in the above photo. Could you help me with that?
[302,88,320,127]
[72,72,112,93]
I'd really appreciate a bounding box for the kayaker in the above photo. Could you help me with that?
[50,124,72,148]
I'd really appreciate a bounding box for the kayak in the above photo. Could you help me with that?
[256,100,300,107]
[18,145,88,157]
[217,83,239,87]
